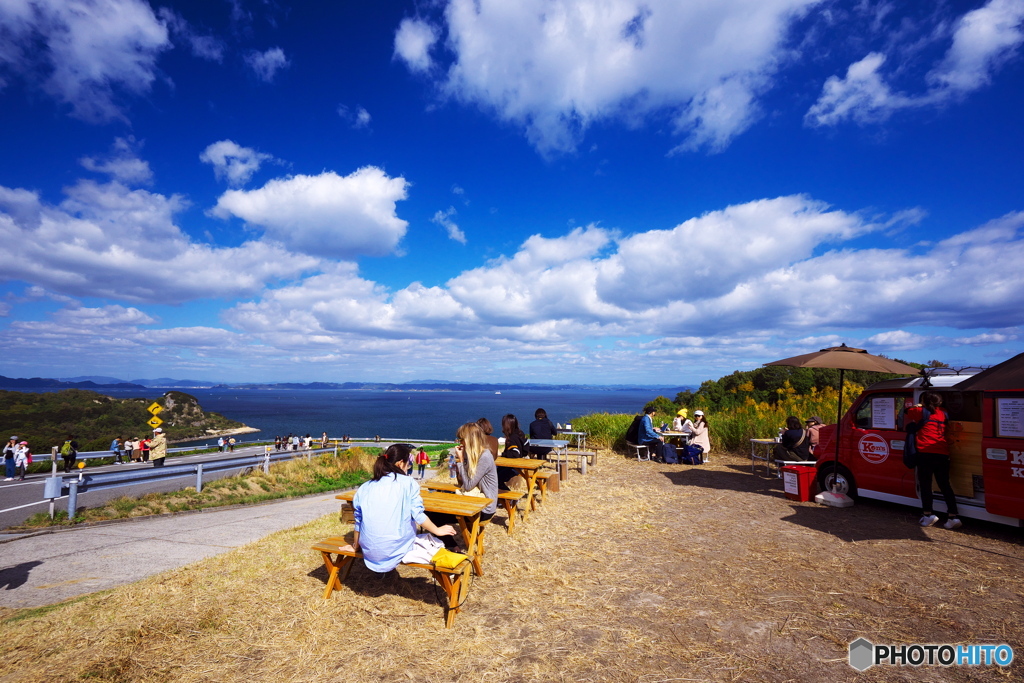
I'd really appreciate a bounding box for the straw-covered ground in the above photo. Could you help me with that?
[2,450,1022,682]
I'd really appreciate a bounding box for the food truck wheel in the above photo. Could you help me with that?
[817,464,857,499]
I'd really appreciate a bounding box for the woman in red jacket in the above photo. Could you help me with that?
[905,392,961,529]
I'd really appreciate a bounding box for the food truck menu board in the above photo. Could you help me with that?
[996,398,1024,438]
[871,397,897,430]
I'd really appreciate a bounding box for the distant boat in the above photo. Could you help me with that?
[494,391,501,395]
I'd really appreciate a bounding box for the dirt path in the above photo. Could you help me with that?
[2,451,1022,682]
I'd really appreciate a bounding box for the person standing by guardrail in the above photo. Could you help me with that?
[150,428,167,467]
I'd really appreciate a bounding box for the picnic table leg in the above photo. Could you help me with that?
[524,471,539,512]
[457,514,485,577]
[320,551,355,599]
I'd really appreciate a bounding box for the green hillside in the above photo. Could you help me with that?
[0,389,248,452]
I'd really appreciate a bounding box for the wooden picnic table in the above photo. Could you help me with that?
[335,489,492,577]
[494,456,546,514]
[421,481,528,534]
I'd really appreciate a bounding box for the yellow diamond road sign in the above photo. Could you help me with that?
[147,402,163,415]
[147,416,163,428]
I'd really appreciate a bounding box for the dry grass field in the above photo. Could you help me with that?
[2,450,1022,682]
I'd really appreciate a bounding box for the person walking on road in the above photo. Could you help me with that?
[3,435,17,480]
[110,437,124,464]
[60,436,79,473]
[14,440,30,480]
[218,437,225,452]
[228,437,236,452]
[150,428,167,467]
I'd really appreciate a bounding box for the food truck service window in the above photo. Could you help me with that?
[854,394,908,430]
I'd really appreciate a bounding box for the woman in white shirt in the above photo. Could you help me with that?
[340,444,455,573]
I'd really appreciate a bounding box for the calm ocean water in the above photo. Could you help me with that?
[94,388,662,446]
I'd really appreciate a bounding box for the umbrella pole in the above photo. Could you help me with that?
[832,368,844,489]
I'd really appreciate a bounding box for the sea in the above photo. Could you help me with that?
[51,387,665,447]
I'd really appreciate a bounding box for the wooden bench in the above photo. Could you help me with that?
[568,450,597,472]
[311,536,472,628]
[533,471,557,503]
[497,490,526,534]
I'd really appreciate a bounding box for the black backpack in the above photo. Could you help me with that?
[625,415,643,444]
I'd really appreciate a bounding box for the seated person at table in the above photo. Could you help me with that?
[672,408,695,442]
[476,417,501,461]
[435,422,499,548]
[804,416,824,453]
[340,444,456,573]
[497,413,528,490]
[529,408,558,457]
[774,416,813,463]
[639,406,673,463]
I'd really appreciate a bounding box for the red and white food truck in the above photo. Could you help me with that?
[813,353,1024,527]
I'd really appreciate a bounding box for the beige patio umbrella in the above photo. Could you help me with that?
[765,344,920,503]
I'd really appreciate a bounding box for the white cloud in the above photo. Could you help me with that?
[211,167,410,258]
[0,0,171,122]
[0,179,319,304]
[432,206,467,244]
[865,330,930,350]
[394,18,438,72]
[807,0,1024,127]
[79,136,153,185]
[157,7,224,62]
[337,104,372,129]
[200,140,274,187]
[401,0,817,156]
[245,47,289,82]
[928,0,1024,93]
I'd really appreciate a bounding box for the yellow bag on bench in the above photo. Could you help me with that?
[431,547,468,570]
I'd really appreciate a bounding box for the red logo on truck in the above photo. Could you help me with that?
[858,434,890,464]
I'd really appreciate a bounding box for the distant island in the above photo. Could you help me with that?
[0,374,690,394]
[0,389,254,452]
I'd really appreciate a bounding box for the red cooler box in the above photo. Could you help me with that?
[781,465,816,502]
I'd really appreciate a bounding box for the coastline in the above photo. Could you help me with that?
[169,425,259,444]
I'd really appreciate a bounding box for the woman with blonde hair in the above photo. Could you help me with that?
[437,421,498,548]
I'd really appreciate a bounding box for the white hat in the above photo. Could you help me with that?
[694,410,704,416]
[153,427,163,433]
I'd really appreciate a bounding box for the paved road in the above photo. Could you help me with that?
[0,441,422,529]
[0,493,344,609]
[0,444,279,529]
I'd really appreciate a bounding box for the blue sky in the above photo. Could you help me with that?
[1,0,1023,385]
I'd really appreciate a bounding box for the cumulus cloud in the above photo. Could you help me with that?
[4,194,1022,380]
[210,199,1024,368]
[807,0,1024,126]
[394,17,438,72]
[79,136,153,185]
[399,0,817,156]
[211,167,410,259]
[0,0,171,122]
[245,46,289,82]
[432,206,467,244]
[199,140,274,187]
[0,179,319,304]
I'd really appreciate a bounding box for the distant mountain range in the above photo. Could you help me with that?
[2,375,691,393]
[0,375,146,390]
